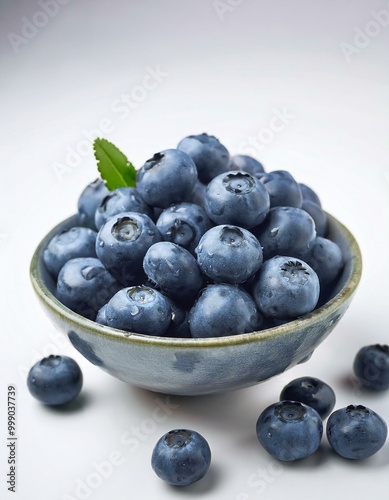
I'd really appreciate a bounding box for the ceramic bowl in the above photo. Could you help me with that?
[30,213,362,396]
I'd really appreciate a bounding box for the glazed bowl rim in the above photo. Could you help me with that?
[30,212,362,349]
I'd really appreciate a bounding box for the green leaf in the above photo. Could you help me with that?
[93,138,136,190]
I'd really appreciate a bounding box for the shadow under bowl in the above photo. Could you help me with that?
[30,213,362,396]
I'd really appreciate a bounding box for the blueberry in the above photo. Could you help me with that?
[56,257,121,320]
[259,170,303,208]
[77,178,110,230]
[27,355,83,406]
[151,429,211,486]
[136,149,197,208]
[301,199,328,237]
[95,303,108,326]
[156,202,213,254]
[163,298,191,338]
[253,206,316,260]
[231,154,265,177]
[43,226,97,279]
[302,236,343,287]
[252,256,320,319]
[196,225,263,284]
[94,187,152,230]
[280,377,336,419]
[96,212,161,286]
[299,183,322,207]
[256,400,323,461]
[189,284,262,338]
[143,242,204,304]
[177,133,231,183]
[326,405,387,459]
[353,344,389,391]
[105,286,172,335]
[204,171,270,229]
[189,179,207,207]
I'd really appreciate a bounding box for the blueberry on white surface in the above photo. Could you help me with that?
[280,376,336,419]
[151,429,211,486]
[256,400,323,461]
[326,405,387,459]
[353,344,389,391]
[27,355,83,406]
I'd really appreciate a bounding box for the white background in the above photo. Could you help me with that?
[1,1,389,499]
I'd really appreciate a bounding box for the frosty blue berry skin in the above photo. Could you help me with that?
[256,401,323,461]
[280,377,336,419]
[27,355,83,406]
[156,202,213,255]
[189,284,262,338]
[136,149,198,208]
[94,187,152,230]
[56,257,121,320]
[163,298,191,338]
[196,225,263,284]
[353,344,389,391]
[204,171,270,229]
[302,199,328,237]
[303,236,343,287]
[252,256,320,320]
[151,429,211,486]
[96,212,161,286]
[105,286,172,335]
[177,133,231,184]
[77,178,110,230]
[259,170,303,208]
[253,206,316,260]
[299,183,322,207]
[326,405,388,459]
[43,226,97,279]
[231,154,265,177]
[143,242,204,304]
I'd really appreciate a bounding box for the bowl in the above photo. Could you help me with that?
[30,213,362,396]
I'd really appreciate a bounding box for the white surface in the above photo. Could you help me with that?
[1,1,389,499]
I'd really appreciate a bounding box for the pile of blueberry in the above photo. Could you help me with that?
[27,344,389,485]
[44,133,344,338]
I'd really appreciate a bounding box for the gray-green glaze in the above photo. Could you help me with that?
[30,214,362,395]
